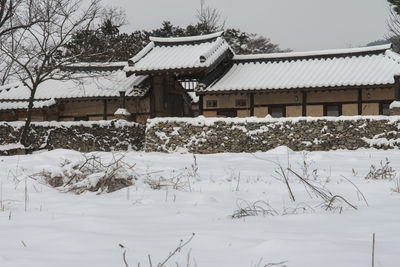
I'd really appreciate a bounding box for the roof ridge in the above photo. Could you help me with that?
[149,31,224,43]
[233,44,392,62]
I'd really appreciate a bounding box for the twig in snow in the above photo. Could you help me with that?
[158,233,195,267]
[119,244,129,267]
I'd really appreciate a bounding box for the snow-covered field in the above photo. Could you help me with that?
[1,148,400,267]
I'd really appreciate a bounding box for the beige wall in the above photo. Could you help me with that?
[237,110,250,118]
[362,103,380,115]
[307,105,323,116]
[254,92,301,105]
[342,104,358,116]
[203,111,217,117]
[59,117,74,121]
[254,107,268,117]
[362,88,394,101]
[89,116,104,121]
[286,106,302,117]
[203,94,250,109]
[307,90,358,103]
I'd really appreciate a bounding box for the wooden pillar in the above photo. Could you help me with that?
[302,91,307,116]
[149,77,155,118]
[199,95,203,116]
[250,93,254,116]
[395,75,400,101]
[103,99,107,120]
[358,88,362,115]
[119,91,126,108]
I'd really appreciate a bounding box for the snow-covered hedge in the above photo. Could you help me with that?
[0,120,145,155]
[145,116,400,153]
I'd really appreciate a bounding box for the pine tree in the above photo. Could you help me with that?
[388,0,400,14]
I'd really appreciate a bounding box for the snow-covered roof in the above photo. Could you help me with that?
[0,70,149,102]
[0,99,56,110]
[204,45,400,92]
[125,31,232,73]
[233,44,392,61]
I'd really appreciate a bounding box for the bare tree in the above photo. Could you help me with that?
[196,0,225,32]
[0,0,47,37]
[0,0,101,147]
[387,7,400,51]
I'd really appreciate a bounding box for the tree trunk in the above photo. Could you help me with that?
[20,87,36,147]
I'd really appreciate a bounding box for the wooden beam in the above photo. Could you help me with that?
[302,91,307,116]
[395,75,400,101]
[199,95,203,115]
[119,91,126,108]
[103,99,107,120]
[358,88,362,115]
[250,93,254,116]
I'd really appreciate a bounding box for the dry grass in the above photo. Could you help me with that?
[31,153,135,194]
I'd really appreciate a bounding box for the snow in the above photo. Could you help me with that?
[65,62,127,68]
[0,71,148,102]
[0,119,141,129]
[125,33,231,73]
[0,99,56,110]
[233,44,392,61]
[0,143,24,151]
[187,91,200,103]
[114,108,131,116]
[1,148,400,266]
[205,48,400,92]
[390,101,400,109]
[147,115,400,128]
[149,31,224,43]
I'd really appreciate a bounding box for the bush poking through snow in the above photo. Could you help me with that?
[365,158,396,180]
[232,199,279,219]
[32,154,135,194]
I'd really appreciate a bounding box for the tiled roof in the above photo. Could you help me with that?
[204,45,400,92]
[0,99,56,110]
[125,31,232,73]
[0,70,149,102]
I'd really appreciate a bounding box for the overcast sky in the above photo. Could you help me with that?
[102,0,392,52]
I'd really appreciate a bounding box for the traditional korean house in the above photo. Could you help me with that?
[198,44,400,117]
[0,63,152,124]
[1,32,400,123]
[124,31,233,118]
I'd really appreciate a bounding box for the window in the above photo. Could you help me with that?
[235,99,247,107]
[381,103,390,116]
[325,105,340,117]
[206,100,217,108]
[270,107,284,118]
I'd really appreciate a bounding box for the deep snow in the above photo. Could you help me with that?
[1,148,400,267]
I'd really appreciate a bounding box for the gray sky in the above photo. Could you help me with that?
[102,0,391,52]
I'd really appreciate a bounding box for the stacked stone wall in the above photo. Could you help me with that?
[145,116,400,153]
[0,120,145,155]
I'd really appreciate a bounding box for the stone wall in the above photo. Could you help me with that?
[145,116,400,153]
[0,120,145,155]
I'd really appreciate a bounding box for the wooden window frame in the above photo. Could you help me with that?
[269,105,286,118]
[380,102,391,116]
[235,99,247,107]
[206,100,218,108]
[324,104,342,117]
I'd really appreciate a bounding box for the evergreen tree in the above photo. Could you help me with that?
[388,0,400,14]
